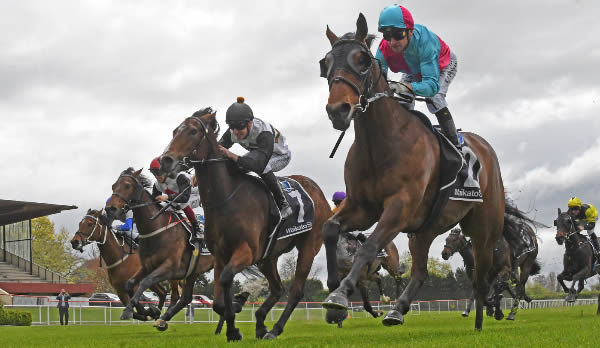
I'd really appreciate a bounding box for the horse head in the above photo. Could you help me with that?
[71,209,107,252]
[160,108,219,177]
[554,208,577,245]
[319,13,383,131]
[441,228,469,260]
[105,168,148,224]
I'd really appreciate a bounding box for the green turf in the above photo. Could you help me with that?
[1,305,598,347]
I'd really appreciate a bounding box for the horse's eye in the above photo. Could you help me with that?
[190,129,198,136]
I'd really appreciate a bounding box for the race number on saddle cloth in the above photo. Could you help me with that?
[262,177,315,259]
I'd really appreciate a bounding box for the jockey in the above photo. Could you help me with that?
[332,191,346,214]
[115,211,139,243]
[375,4,460,149]
[149,157,204,244]
[567,197,600,264]
[218,97,293,219]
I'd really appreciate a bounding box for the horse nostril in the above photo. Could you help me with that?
[160,155,174,172]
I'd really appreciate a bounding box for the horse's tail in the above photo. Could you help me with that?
[530,259,542,276]
[503,200,548,243]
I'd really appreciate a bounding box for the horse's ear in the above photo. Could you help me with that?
[200,112,217,131]
[326,25,338,46]
[558,208,562,215]
[355,13,368,42]
[133,169,143,177]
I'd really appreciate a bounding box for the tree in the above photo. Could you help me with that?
[31,217,87,281]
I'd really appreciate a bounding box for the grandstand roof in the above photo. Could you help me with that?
[0,199,77,226]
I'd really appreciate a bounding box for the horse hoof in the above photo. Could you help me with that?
[382,310,404,326]
[153,319,168,331]
[506,313,516,321]
[120,310,133,320]
[227,328,243,342]
[486,307,494,317]
[322,292,349,310]
[325,308,348,325]
[494,310,504,321]
[255,327,268,339]
[263,332,277,340]
[149,306,161,320]
[461,311,469,317]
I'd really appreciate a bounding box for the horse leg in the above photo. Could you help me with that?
[121,265,175,320]
[324,201,407,311]
[167,280,181,312]
[382,228,436,326]
[374,274,389,304]
[254,260,284,339]
[557,271,569,293]
[220,244,253,342]
[154,274,198,330]
[597,293,600,315]
[265,239,320,339]
[358,281,379,318]
[463,289,475,317]
[381,243,404,300]
[150,283,167,311]
[322,207,371,292]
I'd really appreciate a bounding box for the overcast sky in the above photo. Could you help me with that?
[2,1,600,281]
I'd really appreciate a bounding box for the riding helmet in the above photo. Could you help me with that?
[332,191,346,202]
[378,4,414,31]
[568,197,582,208]
[225,97,254,124]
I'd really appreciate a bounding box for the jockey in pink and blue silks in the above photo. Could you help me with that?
[375,4,460,148]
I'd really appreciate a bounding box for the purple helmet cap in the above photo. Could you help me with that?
[332,191,346,201]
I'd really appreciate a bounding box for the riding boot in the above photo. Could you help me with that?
[261,171,293,219]
[191,220,205,248]
[435,107,461,150]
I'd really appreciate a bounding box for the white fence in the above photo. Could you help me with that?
[3,297,597,326]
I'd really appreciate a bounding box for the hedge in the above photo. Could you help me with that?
[0,304,32,326]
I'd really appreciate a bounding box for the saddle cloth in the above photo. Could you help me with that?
[172,211,211,256]
[448,136,483,202]
[408,110,483,234]
[262,177,315,259]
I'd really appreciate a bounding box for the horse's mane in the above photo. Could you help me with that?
[120,167,153,189]
[191,107,214,118]
[340,32,377,49]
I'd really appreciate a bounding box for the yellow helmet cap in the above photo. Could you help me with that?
[568,197,582,208]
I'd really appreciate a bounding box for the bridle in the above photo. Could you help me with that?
[321,38,390,112]
[555,213,578,242]
[110,174,148,212]
[444,230,470,256]
[74,211,124,248]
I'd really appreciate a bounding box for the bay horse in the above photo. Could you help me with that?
[319,13,505,330]
[158,109,332,341]
[70,208,173,321]
[105,169,216,331]
[332,234,405,323]
[555,208,600,313]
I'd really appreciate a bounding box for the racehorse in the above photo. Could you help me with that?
[442,202,542,320]
[70,208,171,321]
[319,14,506,330]
[555,208,600,313]
[332,233,405,323]
[105,169,216,331]
[158,109,332,341]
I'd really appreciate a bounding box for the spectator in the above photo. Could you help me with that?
[56,289,71,325]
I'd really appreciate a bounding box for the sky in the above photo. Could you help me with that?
[2,0,600,282]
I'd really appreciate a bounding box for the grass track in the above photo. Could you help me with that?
[1,305,598,347]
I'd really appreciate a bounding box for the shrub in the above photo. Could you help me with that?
[0,304,32,326]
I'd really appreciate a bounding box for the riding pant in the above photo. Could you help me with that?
[401,51,457,114]
[263,151,291,174]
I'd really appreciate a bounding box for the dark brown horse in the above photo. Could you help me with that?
[70,208,176,321]
[330,234,404,324]
[105,169,215,330]
[555,209,600,313]
[319,14,505,330]
[442,203,542,321]
[158,109,332,341]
